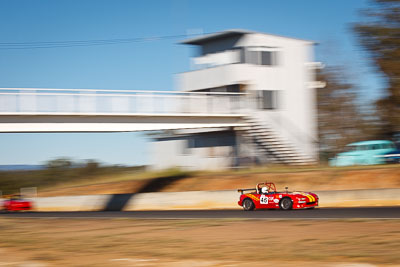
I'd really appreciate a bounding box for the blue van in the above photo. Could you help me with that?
[329,140,396,166]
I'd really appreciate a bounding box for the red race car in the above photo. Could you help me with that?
[2,194,33,212]
[238,182,318,211]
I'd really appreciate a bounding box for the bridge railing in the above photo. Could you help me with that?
[0,88,250,115]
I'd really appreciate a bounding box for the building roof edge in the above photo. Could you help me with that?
[180,29,317,45]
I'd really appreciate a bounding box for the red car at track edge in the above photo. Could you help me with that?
[2,194,33,212]
[238,182,318,211]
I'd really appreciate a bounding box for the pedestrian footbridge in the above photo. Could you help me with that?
[0,88,315,164]
[0,88,247,132]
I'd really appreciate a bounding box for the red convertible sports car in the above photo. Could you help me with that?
[2,194,33,212]
[238,182,318,211]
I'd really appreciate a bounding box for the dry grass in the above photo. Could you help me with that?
[0,218,399,266]
[39,164,400,197]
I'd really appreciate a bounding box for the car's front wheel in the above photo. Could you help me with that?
[279,198,293,210]
[242,198,255,211]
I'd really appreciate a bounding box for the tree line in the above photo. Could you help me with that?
[318,0,400,161]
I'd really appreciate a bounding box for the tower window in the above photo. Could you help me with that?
[243,48,278,66]
[261,51,272,65]
[259,90,279,109]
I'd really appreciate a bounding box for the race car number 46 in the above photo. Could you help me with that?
[260,195,268,204]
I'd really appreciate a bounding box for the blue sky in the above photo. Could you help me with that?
[0,0,383,166]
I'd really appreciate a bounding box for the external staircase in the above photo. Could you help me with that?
[238,116,316,165]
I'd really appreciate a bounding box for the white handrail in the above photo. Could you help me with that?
[0,92,238,98]
[0,88,251,115]
[0,88,247,96]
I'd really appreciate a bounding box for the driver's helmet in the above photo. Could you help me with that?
[261,187,269,194]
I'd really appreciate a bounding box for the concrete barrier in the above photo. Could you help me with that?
[125,190,237,210]
[316,188,400,207]
[33,195,109,211]
[29,188,400,212]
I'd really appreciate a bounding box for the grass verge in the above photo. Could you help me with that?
[0,218,399,266]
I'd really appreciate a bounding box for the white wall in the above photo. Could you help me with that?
[150,138,234,170]
[178,64,253,92]
[191,49,240,69]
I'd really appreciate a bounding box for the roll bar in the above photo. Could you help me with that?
[238,182,277,194]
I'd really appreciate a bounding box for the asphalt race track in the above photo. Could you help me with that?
[0,207,399,219]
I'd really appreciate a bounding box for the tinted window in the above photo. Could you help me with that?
[261,51,272,65]
[244,49,278,66]
[372,144,381,150]
[247,51,259,65]
[259,90,278,109]
[384,143,395,149]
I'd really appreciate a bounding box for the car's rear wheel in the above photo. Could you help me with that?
[242,198,255,211]
[279,198,293,210]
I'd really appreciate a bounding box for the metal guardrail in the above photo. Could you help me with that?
[0,88,248,115]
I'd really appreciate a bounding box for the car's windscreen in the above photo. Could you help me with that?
[344,143,394,152]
